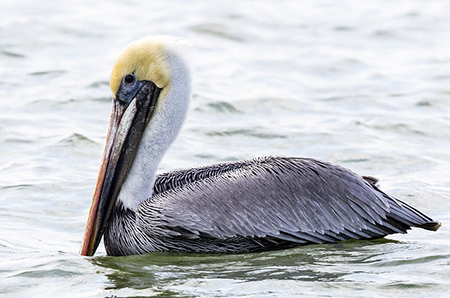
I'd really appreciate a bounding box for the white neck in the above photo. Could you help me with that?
[118,48,191,211]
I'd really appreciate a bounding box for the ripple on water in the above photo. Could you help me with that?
[195,101,241,114]
[54,133,97,148]
[0,50,26,58]
[189,22,250,42]
[371,254,450,267]
[28,70,66,77]
[206,128,287,139]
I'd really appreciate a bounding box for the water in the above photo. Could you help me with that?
[1,0,450,297]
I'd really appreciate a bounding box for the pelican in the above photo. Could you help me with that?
[81,36,441,256]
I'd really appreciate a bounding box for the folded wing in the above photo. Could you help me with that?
[137,157,439,252]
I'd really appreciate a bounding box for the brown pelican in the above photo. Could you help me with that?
[80,36,441,256]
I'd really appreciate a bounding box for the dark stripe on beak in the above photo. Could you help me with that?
[81,81,161,256]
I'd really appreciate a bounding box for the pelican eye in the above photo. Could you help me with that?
[116,73,141,104]
[124,74,135,85]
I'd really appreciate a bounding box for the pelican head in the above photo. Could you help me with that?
[81,36,191,256]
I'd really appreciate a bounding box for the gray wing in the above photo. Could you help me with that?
[138,157,439,251]
[153,158,257,194]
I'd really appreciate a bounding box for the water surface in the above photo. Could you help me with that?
[1,0,449,297]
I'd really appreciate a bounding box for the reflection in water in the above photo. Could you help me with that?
[92,239,396,292]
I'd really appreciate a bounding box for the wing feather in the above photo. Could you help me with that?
[137,156,438,251]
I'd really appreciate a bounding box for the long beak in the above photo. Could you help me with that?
[80,81,161,256]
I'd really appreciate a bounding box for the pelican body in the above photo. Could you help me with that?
[81,36,440,256]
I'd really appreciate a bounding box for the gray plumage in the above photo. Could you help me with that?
[104,156,440,256]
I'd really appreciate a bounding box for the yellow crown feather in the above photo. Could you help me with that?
[110,36,172,100]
